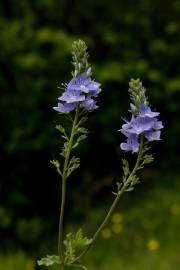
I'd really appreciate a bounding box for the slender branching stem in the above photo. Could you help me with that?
[58,106,79,263]
[69,135,144,264]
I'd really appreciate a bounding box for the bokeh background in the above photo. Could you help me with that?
[0,0,180,269]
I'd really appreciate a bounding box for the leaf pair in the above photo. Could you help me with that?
[37,254,87,269]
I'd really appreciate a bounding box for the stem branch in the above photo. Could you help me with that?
[70,136,144,263]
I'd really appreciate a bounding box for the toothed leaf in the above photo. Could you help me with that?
[37,255,60,267]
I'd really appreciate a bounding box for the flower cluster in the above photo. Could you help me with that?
[53,71,101,113]
[120,104,163,153]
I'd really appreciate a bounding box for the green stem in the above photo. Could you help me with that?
[58,107,79,262]
[70,136,144,264]
[126,135,144,184]
[61,263,65,270]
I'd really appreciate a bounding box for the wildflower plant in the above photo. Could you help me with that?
[38,40,163,270]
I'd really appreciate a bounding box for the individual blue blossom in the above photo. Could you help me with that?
[127,117,155,135]
[144,130,161,141]
[120,133,139,153]
[67,74,101,97]
[152,119,163,130]
[53,102,76,113]
[80,97,98,111]
[59,90,85,103]
[53,73,101,113]
[139,104,160,118]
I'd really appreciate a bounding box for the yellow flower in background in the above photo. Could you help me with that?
[112,223,123,234]
[170,204,180,215]
[26,259,35,270]
[111,213,123,224]
[101,227,112,239]
[147,239,159,251]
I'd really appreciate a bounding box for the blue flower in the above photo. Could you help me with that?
[119,104,163,153]
[129,117,155,134]
[120,134,139,153]
[54,74,101,113]
[152,119,163,130]
[144,130,161,141]
[80,97,98,111]
[67,75,101,97]
[139,104,160,118]
[53,102,76,113]
[59,90,85,103]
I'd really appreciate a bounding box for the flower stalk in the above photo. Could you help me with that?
[58,106,80,262]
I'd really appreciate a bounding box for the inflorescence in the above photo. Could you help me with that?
[53,72,101,113]
[119,79,163,153]
[53,40,101,113]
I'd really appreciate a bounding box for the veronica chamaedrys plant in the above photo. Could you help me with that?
[38,41,163,270]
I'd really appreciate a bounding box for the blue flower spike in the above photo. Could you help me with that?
[120,79,163,153]
[53,40,101,114]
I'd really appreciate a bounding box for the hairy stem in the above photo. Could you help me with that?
[70,136,144,264]
[58,107,79,262]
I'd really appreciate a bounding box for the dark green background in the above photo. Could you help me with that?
[0,0,180,255]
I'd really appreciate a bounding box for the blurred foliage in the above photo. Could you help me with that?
[0,0,180,254]
[0,171,180,269]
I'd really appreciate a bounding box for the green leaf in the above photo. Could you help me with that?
[74,229,92,249]
[142,143,151,155]
[50,159,62,176]
[112,182,122,196]
[64,233,75,261]
[67,156,80,178]
[37,255,61,267]
[64,229,92,263]
[56,124,65,134]
[143,154,154,165]
[56,125,69,141]
[61,141,69,157]
[125,187,134,192]
[130,174,140,185]
[72,135,87,149]
[125,174,140,192]
[77,117,88,127]
[75,127,88,135]
[122,159,130,181]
